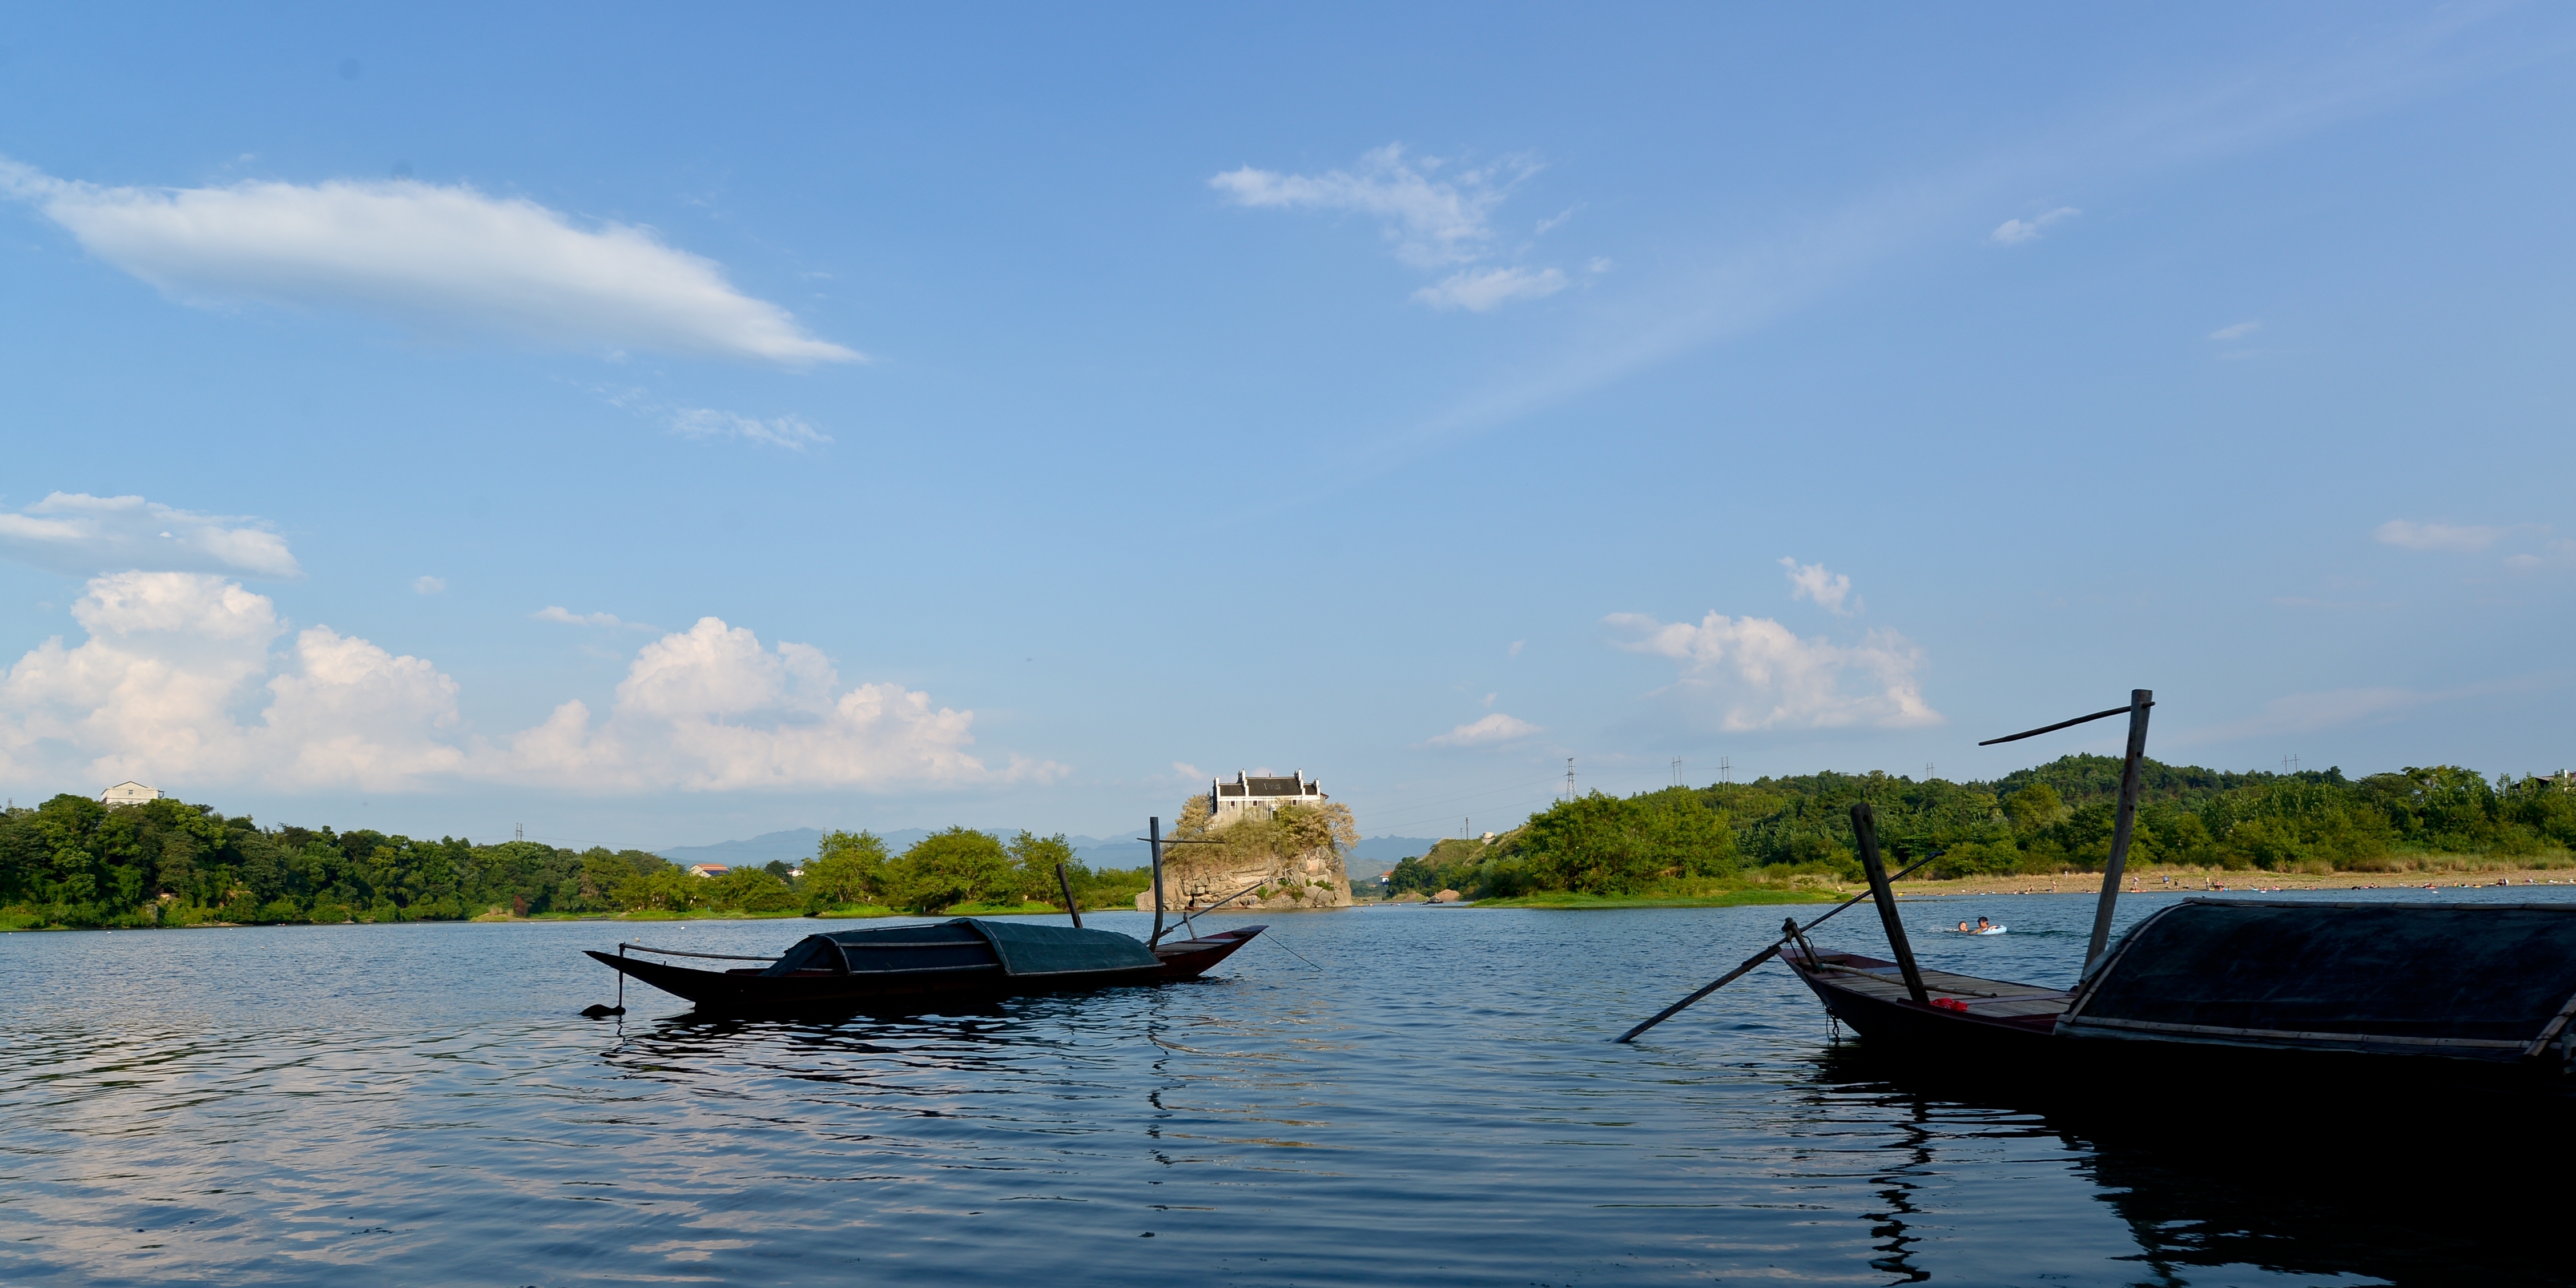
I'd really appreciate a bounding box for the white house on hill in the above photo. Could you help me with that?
[101,780,162,807]
[1210,770,1327,824]
[686,864,731,879]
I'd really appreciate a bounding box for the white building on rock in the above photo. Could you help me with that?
[1210,770,1327,824]
[101,780,162,807]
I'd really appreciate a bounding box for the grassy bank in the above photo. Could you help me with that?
[1471,887,1847,909]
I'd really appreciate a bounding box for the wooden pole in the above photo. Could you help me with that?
[2087,689,2154,967]
[1055,862,1083,929]
[1148,816,1166,947]
[1849,803,1929,1006]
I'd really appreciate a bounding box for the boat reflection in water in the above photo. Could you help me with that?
[1808,1041,2571,1287]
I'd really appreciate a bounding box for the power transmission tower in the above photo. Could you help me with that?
[1925,762,1937,780]
[1563,757,1577,802]
[1718,756,1732,784]
[1672,757,1684,788]
[515,823,524,842]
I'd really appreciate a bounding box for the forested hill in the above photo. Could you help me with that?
[1380,755,2576,899]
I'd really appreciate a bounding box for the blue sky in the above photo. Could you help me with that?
[2,3,2570,850]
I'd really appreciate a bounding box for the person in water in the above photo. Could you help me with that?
[1958,920,1973,933]
[1975,917,1994,933]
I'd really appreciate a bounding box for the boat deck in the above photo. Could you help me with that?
[1795,951,2071,1024]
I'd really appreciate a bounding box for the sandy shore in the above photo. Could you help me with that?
[1889,866,2576,899]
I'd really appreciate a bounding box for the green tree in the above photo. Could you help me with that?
[889,827,1016,913]
[805,830,890,908]
[1006,831,1080,904]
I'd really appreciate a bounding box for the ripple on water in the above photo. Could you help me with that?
[5,891,2574,1285]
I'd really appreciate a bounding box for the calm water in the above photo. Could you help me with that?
[6,887,2572,1286]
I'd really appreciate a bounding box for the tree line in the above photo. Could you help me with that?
[0,794,1149,929]
[1384,755,2576,899]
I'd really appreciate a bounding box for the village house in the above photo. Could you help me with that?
[686,864,731,879]
[1210,769,1327,823]
[100,780,162,807]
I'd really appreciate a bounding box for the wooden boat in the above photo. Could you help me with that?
[1626,694,2576,1096]
[587,917,1265,1013]
[1784,898,2576,1090]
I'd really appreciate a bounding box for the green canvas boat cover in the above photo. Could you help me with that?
[953,918,1161,976]
[762,919,1158,977]
[2062,899,2576,1059]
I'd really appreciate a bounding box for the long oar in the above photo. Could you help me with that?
[1612,853,1941,1044]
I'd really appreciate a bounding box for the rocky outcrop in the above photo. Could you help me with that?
[1133,843,1354,912]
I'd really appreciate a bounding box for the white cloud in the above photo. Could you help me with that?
[1607,610,1939,731]
[1989,206,2080,245]
[2505,539,2576,572]
[669,406,832,449]
[1412,266,1568,312]
[1427,713,1540,747]
[0,492,299,578]
[2374,518,2506,552]
[2185,686,2430,743]
[1173,760,1208,780]
[534,605,653,631]
[2208,320,2261,341]
[0,577,1057,795]
[501,618,1065,792]
[1507,640,1525,657]
[412,575,446,595]
[0,158,858,365]
[1778,556,1857,615]
[1213,143,1572,311]
[1211,143,1533,268]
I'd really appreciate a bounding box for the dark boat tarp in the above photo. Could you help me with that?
[762,918,1157,977]
[959,919,1162,975]
[2063,899,2576,1058]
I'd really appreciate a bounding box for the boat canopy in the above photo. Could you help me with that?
[2061,899,2576,1061]
[763,918,1160,977]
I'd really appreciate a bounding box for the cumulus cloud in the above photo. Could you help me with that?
[2374,519,2506,552]
[0,492,299,578]
[2208,320,2261,341]
[1779,557,1857,615]
[500,618,1059,792]
[0,576,1056,795]
[1427,712,1541,747]
[1412,266,1568,312]
[0,157,858,365]
[412,575,446,595]
[1607,610,1939,731]
[1990,206,2080,245]
[1213,143,1572,311]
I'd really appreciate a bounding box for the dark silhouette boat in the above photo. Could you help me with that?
[587,918,1264,1013]
[1784,898,2576,1089]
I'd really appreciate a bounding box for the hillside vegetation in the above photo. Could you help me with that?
[0,795,1148,930]
[1382,756,2576,900]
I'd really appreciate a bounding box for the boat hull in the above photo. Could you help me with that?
[588,926,1263,1013]
[1784,947,2574,1098]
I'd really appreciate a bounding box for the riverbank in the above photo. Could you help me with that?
[1890,864,2576,899]
[1467,887,1846,909]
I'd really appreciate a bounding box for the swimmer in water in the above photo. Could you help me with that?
[1958,921,1973,933]
[1975,916,1994,933]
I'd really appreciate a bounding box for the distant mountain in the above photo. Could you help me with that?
[658,828,1443,872]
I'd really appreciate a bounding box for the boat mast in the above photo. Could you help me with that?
[1849,803,1929,1006]
[2086,689,2154,967]
[1148,815,1166,947]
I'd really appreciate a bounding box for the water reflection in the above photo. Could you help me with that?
[1810,1039,2572,1286]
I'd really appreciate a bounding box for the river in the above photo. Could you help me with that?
[5,885,2569,1285]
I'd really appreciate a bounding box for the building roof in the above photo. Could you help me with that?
[1244,776,1306,796]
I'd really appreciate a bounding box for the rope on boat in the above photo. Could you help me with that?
[617,942,782,961]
